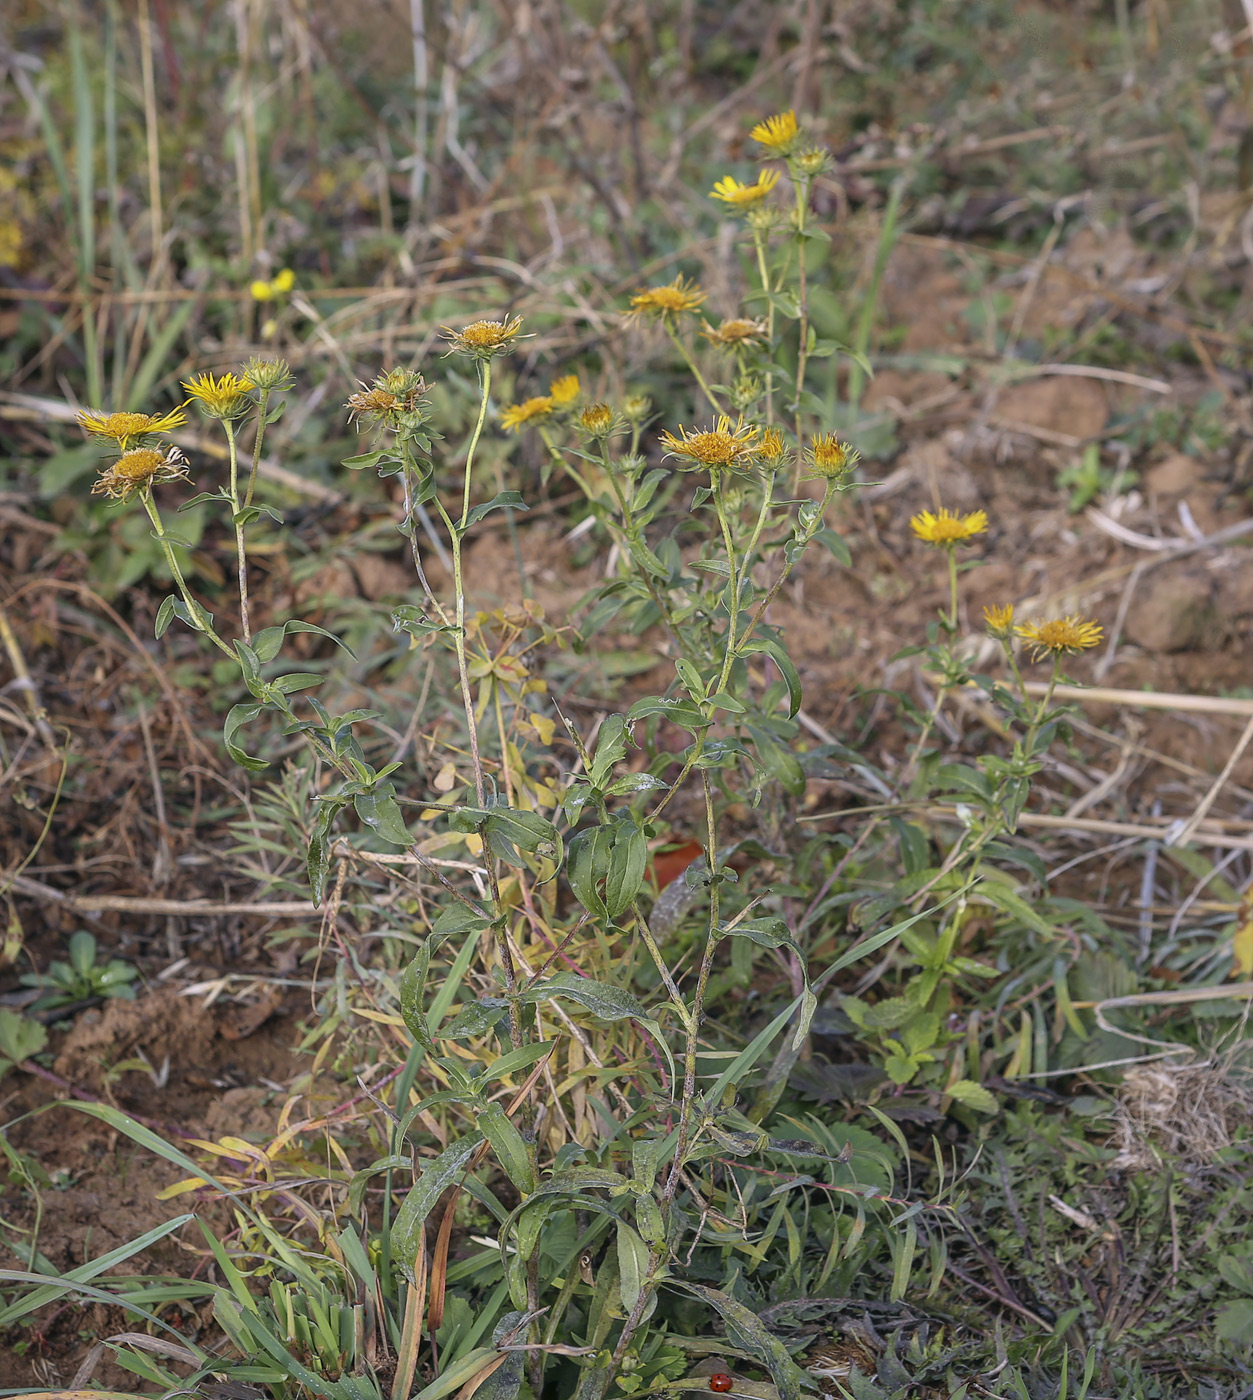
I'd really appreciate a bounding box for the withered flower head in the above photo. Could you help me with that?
[442,315,525,359]
[700,317,768,350]
[91,445,190,501]
[346,370,429,427]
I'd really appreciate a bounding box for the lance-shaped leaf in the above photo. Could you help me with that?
[392,1134,483,1283]
[668,1281,813,1400]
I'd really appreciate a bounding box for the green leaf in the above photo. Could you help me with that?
[668,1282,812,1400]
[589,715,630,788]
[353,788,411,847]
[739,637,802,717]
[154,594,212,639]
[223,702,270,772]
[0,1009,47,1064]
[483,806,563,873]
[392,1135,484,1283]
[343,450,387,469]
[604,822,648,919]
[463,491,529,528]
[975,877,1056,939]
[478,1102,536,1195]
[400,945,435,1050]
[604,772,668,796]
[719,917,814,1052]
[616,1220,652,1313]
[483,1040,556,1084]
[626,695,709,732]
[437,999,510,1041]
[946,1079,998,1114]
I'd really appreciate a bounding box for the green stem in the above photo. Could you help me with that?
[225,420,251,642]
[243,387,270,509]
[792,176,812,451]
[712,473,741,696]
[460,361,491,529]
[752,227,776,425]
[947,546,959,634]
[664,320,724,417]
[141,493,234,658]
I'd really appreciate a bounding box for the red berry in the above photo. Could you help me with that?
[709,1376,734,1393]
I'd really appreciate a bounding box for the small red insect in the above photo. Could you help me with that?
[709,1376,734,1393]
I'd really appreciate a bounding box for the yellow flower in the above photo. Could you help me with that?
[910,507,988,547]
[77,407,187,449]
[710,170,781,211]
[1015,615,1103,660]
[578,403,617,438]
[271,267,295,294]
[501,396,554,432]
[756,427,791,470]
[627,274,707,321]
[250,279,274,302]
[442,315,525,359]
[182,371,255,419]
[346,370,428,426]
[549,374,580,406]
[983,604,1016,639]
[750,110,802,155]
[700,317,768,349]
[807,433,858,481]
[659,416,760,472]
[91,445,190,501]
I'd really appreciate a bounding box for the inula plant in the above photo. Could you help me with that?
[34,108,1110,1400]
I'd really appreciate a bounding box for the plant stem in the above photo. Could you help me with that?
[664,320,724,417]
[224,420,251,642]
[752,226,776,425]
[243,387,270,508]
[792,175,812,450]
[141,493,235,658]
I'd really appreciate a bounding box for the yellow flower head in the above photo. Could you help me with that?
[91,445,190,501]
[346,371,428,427]
[549,373,580,407]
[710,169,781,211]
[501,396,554,432]
[659,416,760,472]
[1015,615,1103,660]
[271,267,295,294]
[182,371,255,419]
[700,317,768,350]
[250,279,274,302]
[627,274,707,322]
[442,315,525,359]
[750,110,802,156]
[578,403,618,439]
[755,427,791,470]
[622,393,652,423]
[807,433,858,481]
[983,604,1015,639]
[910,507,988,547]
[77,407,187,450]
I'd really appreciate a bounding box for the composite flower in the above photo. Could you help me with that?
[701,317,768,350]
[750,109,802,156]
[755,427,791,470]
[549,374,580,407]
[91,445,190,501]
[910,507,988,547]
[182,371,255,419]
[77,407,187,449]
[442,315,525,359]
[627,274,707,322]
[710,170,781,211]
[578,403,617,438]
[1016,615,1103,660]
[983,603,1016,639]
[347,370,427,426]
[659,416,760,472]
[501,396,554,432]
[807,433,858,481]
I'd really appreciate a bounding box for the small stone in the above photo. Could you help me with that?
[1123,566,1215,652]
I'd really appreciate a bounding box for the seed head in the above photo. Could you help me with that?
[442,315,525,359]
[91,445,190,501]
[347,370,429,427]
[700,317,768,350]
[910,507,988,547]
